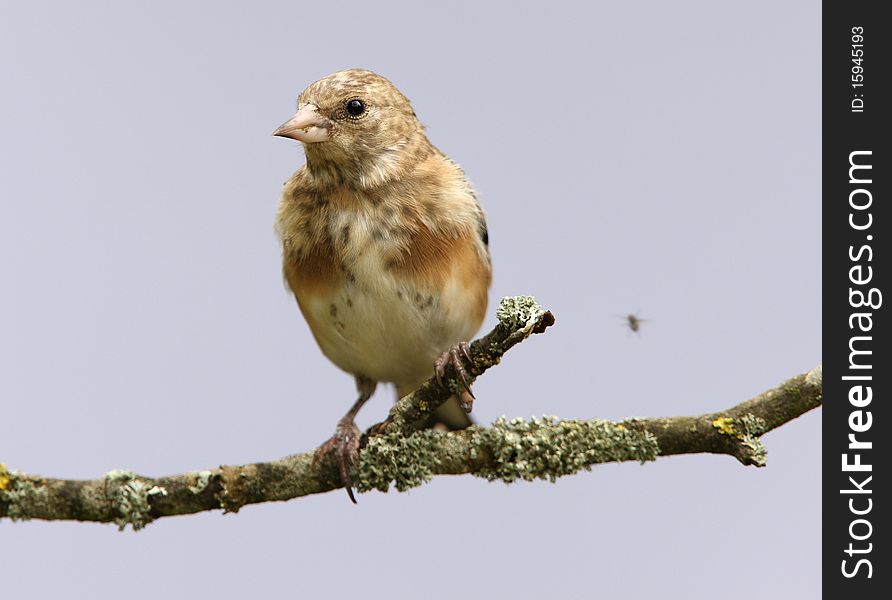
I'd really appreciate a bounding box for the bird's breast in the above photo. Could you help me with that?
[283,212,489,387]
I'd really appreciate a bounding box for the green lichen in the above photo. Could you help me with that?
[104,470,167,531]
[738,413,768,466]
[739,414,767,437]
[356,429,444,493]
[805,365,823,393]
[105,469,138,482]
[471,416,659,483]
[351,414,662,493]
[1,476,50,522]
[713,414,768,467]
[740,436,768,467]
[495,295,543,331]
[471,351,501,371]
[188,470,212,494]
[713,414,766,438]
[447,378,474,397]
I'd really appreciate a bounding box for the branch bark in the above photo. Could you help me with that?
[0,296,822,530]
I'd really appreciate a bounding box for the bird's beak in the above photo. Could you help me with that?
[272,104,332,143]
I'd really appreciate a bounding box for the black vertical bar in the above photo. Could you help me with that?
[823,1,889,596]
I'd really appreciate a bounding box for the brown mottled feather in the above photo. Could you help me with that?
[275,69,491,430]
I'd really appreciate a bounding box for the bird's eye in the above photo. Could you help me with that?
[345,99,365,117]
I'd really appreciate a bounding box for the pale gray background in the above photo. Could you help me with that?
[1,1,821,598]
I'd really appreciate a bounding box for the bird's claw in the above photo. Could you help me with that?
[434,342,475,408]
[314,417,362,504]
[458,388,475,414]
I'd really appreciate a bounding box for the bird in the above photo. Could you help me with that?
[272,69,492,502]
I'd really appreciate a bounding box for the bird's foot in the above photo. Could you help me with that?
[314,416,362,504]
[435,342,475,412]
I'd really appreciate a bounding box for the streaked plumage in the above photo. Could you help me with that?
[274,69,491,500]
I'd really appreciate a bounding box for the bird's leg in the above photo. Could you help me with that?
[435,342,475,412]
[315,376,377,504]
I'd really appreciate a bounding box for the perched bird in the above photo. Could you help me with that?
[273,69,492,501]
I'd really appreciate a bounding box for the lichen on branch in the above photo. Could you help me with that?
[0,296,822,530]
[470,417,660,483]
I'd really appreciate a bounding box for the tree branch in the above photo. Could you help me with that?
[0,296,821,530]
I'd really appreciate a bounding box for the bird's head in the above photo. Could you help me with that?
[273,69,430,188]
